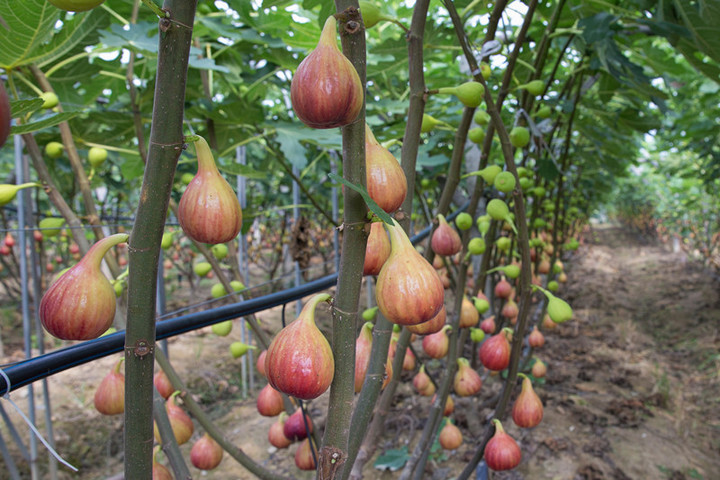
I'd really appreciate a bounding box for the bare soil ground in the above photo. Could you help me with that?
[1,224,719,479]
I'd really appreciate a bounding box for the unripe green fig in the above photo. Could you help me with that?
[361,306,378,322]
[537,105,552,118]
[113,281,124,297]
[40,92,59,109]
[480,63,492,80]
[48,0,106,12]
[470,327,485,343]
[468,127,486,144]
[0,183,41,207]
[476,215,490,236]
[473,297,490,314]
[496,236,511,252]
[212,320,232,336]
[455,212,473,230]
[533,218,547,229]
[211,243,228,260]
[519,79,544,96]
[211,283,227,298]
[45,142,64,158]
[180,172,194,185]
[516,167,529,178]
[230,280,245,292]
[359,1,389,28]
[468,237,486,255]
[519,177,532,191]
[509,126,530,148]
[40,234,128,340]
[179,137,242,245]
[493,171,516,193]
[547,280,559,292]
[39,217,65,238]
[230,341,256,358]
[88,147,108,168]
[479,165,501,184]
[193,262,212,277]
[487,198,510,221]
[421,114,441,133]
[535,286,572,323]
[533,186,546,198]
[160,232,174,250]
[291,16,363,129]
[438,82,485,108]
[474,109,490,125]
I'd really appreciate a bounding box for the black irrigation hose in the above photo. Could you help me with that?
[0,205,467,396]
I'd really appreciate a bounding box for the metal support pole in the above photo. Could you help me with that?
[14,134,38,480]
[236,145,251,396]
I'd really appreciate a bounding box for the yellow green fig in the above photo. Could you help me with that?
[0,183,41,207]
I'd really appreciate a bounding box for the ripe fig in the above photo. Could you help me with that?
[541,313,556,330]
[190,433,223,471]
[438,81,485,108]
[40,233,128,340]
[284,408,313,441]
[531,358,547,378]
[152,461,173,480]
[403,347,417,371]
[406,305,446,335]
[257,383,284,417]
[364,221,391,276]
[265,293,334,400]
[290,16,363,129]
[94,358,125,415]
[154,370,174,400]
[431,393,455,416]
[422,325,451,359]
[459,296,480,328]
[48,0,105,12]
[0,183,41,207]
[268,413,292,448]
[0,82,9,148]
[527,326,545,348]
[484,419,521,471]
[454,357,482,397]
[354,321,374,393]
[439,419,463,450]
[178,136,242,245]
[365,124,407,213]
[413,364,433,396]
[155,393,194,445]
[494,277,513,300]
[376,220,444,326]
[479,329,511,371]
[512,374,543,428]
[431,214,461,256]
[256,350,267,378]
[480,315,496,335]
[295,438,317,471]
[501,298,519,319]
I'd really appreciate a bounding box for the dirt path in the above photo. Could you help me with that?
[515,224,720,480]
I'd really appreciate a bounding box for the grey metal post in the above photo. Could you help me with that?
[236,145,251,396]
[14,135,38,480]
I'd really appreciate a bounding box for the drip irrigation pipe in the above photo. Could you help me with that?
[0,205,467,396]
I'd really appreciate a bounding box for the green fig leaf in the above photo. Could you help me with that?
[374,447,409,472]
[10,112,80,135]
[328,173,393,225]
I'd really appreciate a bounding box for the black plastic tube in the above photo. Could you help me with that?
[0,207,466,396]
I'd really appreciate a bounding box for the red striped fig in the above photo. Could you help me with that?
[431,214,461,256]
[479,329,511,371]
[178,136,242,245]
[153,370,174,400]
[459,295,480,328]
[295,438,318,471]
[265,293,334,400]
[484,419,521,471]
[94,358,124,415]
[290,16,363,129]
[257,383,284,417]
[480,315,496,335]
[376,220,444,326]
[284,408,313,442]
[422,325,451,359]
[512,374,543,428]
[268,413,292,448]
[364,221,391,276]
[354,321,374,393]
[406,305,446,336]
[154,393,194,445]
[40,233,128,340]
[366,123,407,213]
[453,357,482,397]
[190,433,223,471]
[531,358,547,378]
[527,326,545,348]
